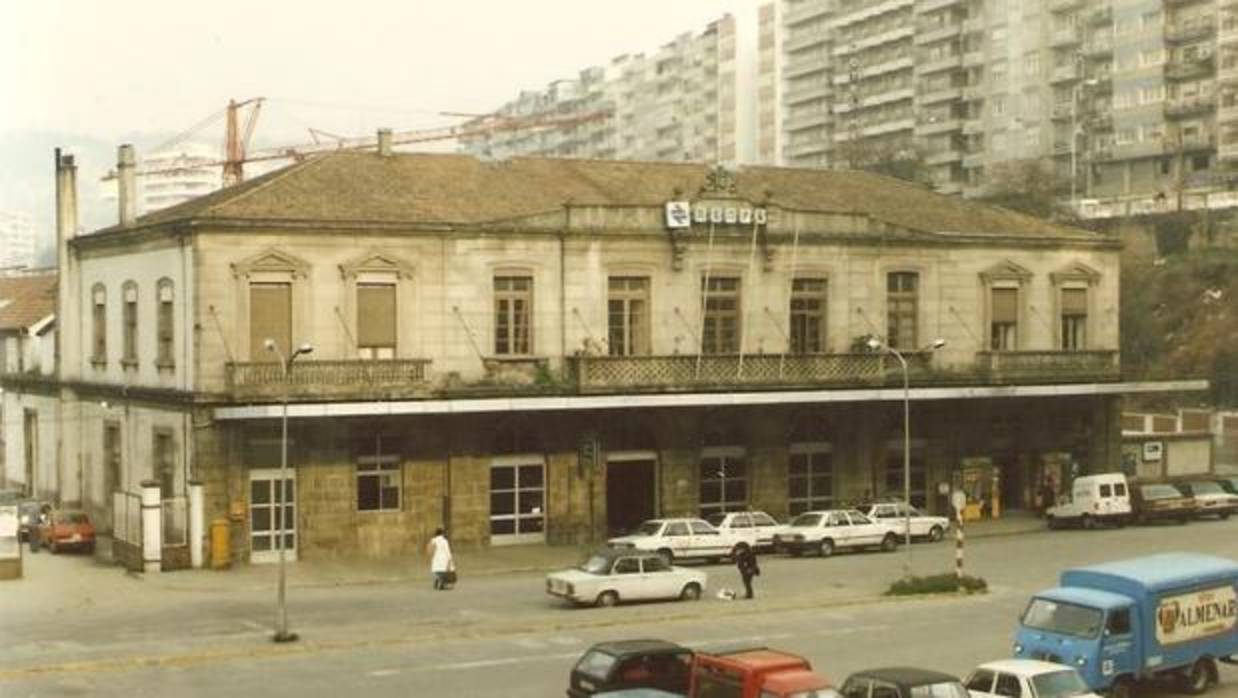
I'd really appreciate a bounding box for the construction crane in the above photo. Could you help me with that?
[102,98,611,186]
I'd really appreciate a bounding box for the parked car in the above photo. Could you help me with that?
[1215,476,1238,495]
[1129,482,1193,525]
[16,500,46,542]
[31,509,96,554]
[1169,479,1238,520]
[1046,473,1131,529]
[841,667,969,698]
[567,639,693,697]
[0,488,23,505]
[771,509,900,557]
[965,659,1100,698]
[705,510,785,551]
[859,501,950,542]
[547,549,707,608]
[608,518,750,564]
[690,647,837,698]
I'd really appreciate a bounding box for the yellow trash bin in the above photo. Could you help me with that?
[210,518,231,570]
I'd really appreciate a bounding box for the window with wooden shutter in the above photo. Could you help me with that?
[607,276,650,356]
[790,277,827,354]
[92,285,107,363]
[702,276,740,354]
[1060,287,1087,350]
[357,283,397,359]
[250,283,291,361]
[990,287,1018,351]
[157,280,174,367]
[886,272,918,351]
[122,283,138,364]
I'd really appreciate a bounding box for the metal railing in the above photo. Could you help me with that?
[226,358,432,399]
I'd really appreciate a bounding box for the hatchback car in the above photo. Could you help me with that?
[841,667,969,698]
[567,639,692,697]
[1170,480,1238,520]
[32,509,96,554]
[16,500,46,542]
[546,549,707,607]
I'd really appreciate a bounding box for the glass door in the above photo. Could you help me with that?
[250,468,296,563]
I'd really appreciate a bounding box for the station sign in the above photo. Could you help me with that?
[665,200,768,230]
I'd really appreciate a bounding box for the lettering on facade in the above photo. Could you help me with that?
[1155,585,1238,645]
[663,201,768,230]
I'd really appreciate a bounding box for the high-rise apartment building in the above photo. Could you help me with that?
[0,210,37,271]
[102,143,221,218]
[460,15,763,165]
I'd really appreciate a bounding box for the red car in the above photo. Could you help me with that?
[32,510,96,554]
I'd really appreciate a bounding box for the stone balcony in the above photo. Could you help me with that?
[972,350,1120,384]
[225,359,433,400]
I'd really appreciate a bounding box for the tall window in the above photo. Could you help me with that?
[494,276,532,355]
[104,422,122,496]
[887,272,919,350]
[490,460,545,539]
[789,277,827,353]
[122,282,138,365]
[607,276,650,356]
[788,444,834,515]
[91,285,107,363]
[701,276,740,354]
[249,282,291,361]
[153,429,175,498]
[356,434,401,512]
[1061,287,1087,350]
[885,439,927,508]
[157,279,174,367]
[357,283,397,359]
[990,287,1018,350]
[699,449,748,518]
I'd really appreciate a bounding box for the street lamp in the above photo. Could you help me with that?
[867,336,946,577]
[265,338,313,644]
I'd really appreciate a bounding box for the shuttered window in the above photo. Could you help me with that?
[887,272,918,351]
[357,283,397,358]
[607,276,650,356]
[1061,288,1087,350]
[157,280,175,366]
[494,276,532,355]
[122,283,138,364]
[790,277,827,354]
[92,285,107,363]
[990,287,1018,351]
[250,283,291,361]
[702,276,740,354]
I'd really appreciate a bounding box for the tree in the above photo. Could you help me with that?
[833,137,928,185]
[980,158,1068,219]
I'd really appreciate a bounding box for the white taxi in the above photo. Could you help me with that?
[546,549,708,608]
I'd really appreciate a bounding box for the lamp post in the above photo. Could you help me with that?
[265,338,313,644]
[867,336,946,577]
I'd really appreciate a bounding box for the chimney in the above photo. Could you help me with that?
[377,128,393,157]
[54,147,80,377]
[55,148,78,243]
[118,144,137,226]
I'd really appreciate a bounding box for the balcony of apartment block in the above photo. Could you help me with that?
[959,18,985,35]
[785,2,831,27]
[1178,132,1217,152]
[787,80,834,106]
[1050,26,1083,48]
[565,349,1119,395]
[918,0,965,12]
[961,50,985,68]
[833,0,914,30]
[1086,6,1113,26]
[225,358,434,401]
[861,117,916,138]
[914,21,962,46]
[787,139,830,159]
[924,146,964,166]
[785,110,832,133]
[934,180,964,195]
[1084,36,1114,57]
[1049,0,1083,11]
[786,59,831,81]
[961,118,985,135]
[1087,112,1115,131]
[835,26,916,57]
[1165,92,1217,118]
[917,85,963,105]
[1050,64,1081,84]
[916,114,964,135]
[1050,102,1074,121]
[961,150,986,169]
[1165,55,1215,81]
[916,53,962,76]
[786,29,831,53]
[1166,18,1217,44]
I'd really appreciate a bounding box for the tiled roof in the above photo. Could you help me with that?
[0,272,56,332]
[119,152,1092,239]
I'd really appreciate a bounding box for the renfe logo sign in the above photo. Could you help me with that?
[1155,585,1238,645]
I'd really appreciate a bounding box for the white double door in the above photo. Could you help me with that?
[250,468,297,563]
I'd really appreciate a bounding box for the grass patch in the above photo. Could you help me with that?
[886,573,987,596]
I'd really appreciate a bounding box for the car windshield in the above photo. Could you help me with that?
[1141,484,1180,499]
[634,521,663,536]
[1218,478,1238,494]
[573,649,618,680]
[790,513,822,527]
[1030,670,1091,698]
[1022,598,1103,638]
[1189,481,1224,495]
[706,513,726,527]
[578,555,612,575]
[910,682,970,698]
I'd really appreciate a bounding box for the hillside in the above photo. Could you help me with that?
[1120,248,1238,407]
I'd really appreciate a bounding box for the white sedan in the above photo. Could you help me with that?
[771,509,901,557]
[860,502,951,542]
[546,549,708,608]
[965,659,1101,698]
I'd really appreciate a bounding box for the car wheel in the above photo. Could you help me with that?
[595,590,619,608]
[49,540,59,554]
[1046,515,1059,530]
[880,534,898,552]
[818,539,834,557]
[680,583,702,601]
[928,526,944,542]
[657,548,674,565]
[1110,677,1134,698]
[1081,514,1095,530]
[1181,658,1216,694]
[1220,512,1231,521]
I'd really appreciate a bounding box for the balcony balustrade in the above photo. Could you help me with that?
[973,350,1119,383]
[226,358,432,400]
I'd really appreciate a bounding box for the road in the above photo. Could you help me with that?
[2,519,1237,697]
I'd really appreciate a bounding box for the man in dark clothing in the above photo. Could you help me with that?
[736,546,760,599]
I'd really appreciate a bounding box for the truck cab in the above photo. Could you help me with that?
[1014,587,1138,691]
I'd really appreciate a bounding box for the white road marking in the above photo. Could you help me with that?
[368,669,401,677]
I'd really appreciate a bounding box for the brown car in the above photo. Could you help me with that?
[32,510,96,554]
[1130,482,1194,524]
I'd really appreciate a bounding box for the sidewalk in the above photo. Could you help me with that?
[133,511,1046,593]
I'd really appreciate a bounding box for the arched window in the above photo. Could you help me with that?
[91,283,107,365]
[122,281,138,366]
[156,278,175,367]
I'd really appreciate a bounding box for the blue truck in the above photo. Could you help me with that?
[1014,553,1237,698]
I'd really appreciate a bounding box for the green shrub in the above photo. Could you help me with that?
[886,573,987,596]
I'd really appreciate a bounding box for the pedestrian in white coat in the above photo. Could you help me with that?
[426,527,454,590]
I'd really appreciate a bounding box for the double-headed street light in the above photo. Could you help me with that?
[867,336,946,577]
[265,338,313,644]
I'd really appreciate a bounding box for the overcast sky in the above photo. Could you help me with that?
[3,0,762,147]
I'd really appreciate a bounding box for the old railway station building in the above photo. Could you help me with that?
[2,144,1199,565]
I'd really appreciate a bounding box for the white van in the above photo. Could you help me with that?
[1046,473,1132,529]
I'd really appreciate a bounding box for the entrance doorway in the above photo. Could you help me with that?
[606,454,657,537]
[249,468,296,563]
